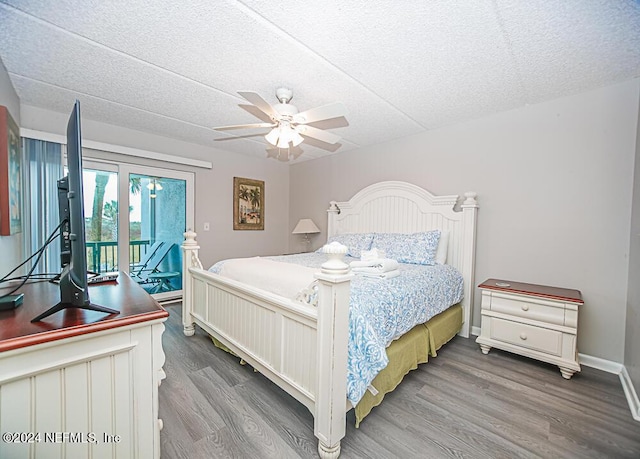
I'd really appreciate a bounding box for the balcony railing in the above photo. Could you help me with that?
[86,240,150,273]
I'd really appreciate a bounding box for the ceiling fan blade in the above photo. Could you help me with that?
[238,91,280,120]
[239,104,273,123]
[295,125,341,144]
[214,132,268,141]
[213,122,275,131]
[293,102,347,124]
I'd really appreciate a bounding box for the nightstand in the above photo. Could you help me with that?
[476,278,583,379]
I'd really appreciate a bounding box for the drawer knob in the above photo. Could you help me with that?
[521,304,529,311]
[519,332,527,340]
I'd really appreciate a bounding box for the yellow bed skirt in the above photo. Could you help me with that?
[354,303,462,426]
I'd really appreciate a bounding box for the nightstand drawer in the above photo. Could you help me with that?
[490,293,565,326]
[489,317,562,356]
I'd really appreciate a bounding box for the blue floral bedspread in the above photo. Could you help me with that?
[210,253,464,406]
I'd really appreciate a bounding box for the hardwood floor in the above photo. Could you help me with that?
[159,304,640,458]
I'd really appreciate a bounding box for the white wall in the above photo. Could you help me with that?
[290,79,640,363]
[20,105,290,269]
[625,92,640,391]
[11,78,639,365]
[0,57,22,276]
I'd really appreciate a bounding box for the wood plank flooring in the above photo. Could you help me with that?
[159,304,640,458]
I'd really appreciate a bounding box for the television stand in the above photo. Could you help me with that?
[0,272,168,459]
[31,301,119,322]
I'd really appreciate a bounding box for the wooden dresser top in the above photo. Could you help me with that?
[0,272,168,353]
[479,278,584,304]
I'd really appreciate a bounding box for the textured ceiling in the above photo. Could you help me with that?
[0,0,639,163]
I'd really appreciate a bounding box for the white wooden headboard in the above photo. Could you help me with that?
[326,181,478,338]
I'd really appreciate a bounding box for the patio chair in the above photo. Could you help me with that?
[130,242,177,292]
[129,241,166,274]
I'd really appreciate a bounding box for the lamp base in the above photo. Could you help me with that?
[302,234,312,252]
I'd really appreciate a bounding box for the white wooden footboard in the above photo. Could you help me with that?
[179,181,478,458]
[182,231,351,458]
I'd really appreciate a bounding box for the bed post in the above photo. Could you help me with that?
[314,243,352,459]
[181,229,201,337]
[327,201,340,238]
[460,192,478,338]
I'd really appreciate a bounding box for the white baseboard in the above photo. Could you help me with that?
[469,326,639,422]
[578,353,623,374]
[620,366,640,422]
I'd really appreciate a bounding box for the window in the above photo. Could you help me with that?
[80,159,194,300]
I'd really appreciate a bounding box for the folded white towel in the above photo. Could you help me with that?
[350,258,399,272]
[360,248,386,261]
[357,270,400,280]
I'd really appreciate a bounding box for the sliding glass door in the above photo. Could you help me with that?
[81,166,119,274]
[82,159,194,300]
[128,173,187,295]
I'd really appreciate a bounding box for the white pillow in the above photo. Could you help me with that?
[435,230,449,264]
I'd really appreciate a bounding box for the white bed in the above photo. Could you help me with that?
[181,181,478,458]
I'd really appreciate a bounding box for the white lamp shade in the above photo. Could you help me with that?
[265,128,279,146]
[292,218,320,234]
[276,135,290,149]
[290,130,304,147]
[265,125,305,149]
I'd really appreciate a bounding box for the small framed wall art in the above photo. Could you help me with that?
[0,106,22,236]
[233,177,264,230]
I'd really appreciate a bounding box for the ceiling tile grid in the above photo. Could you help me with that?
[1,0,639,163]
[239,0,527,128]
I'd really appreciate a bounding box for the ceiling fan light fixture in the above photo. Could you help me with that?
[276,136,290,149]
[265,127,280,146]
[265,124,302,149]
[217,88,348,159]
[291,130,304,147]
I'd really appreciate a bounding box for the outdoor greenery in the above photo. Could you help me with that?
[84,175,145,272]
[85,175,142,242]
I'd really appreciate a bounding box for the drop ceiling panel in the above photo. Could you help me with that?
[239,0,526,128]
[12,75,227,150]
[0,9,236,127]
[495,0,640,103]
[0,0,422,155]
[0,0,639,163]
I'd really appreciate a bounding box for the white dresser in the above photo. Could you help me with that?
[476,278,583,379]
[0,273,168,459]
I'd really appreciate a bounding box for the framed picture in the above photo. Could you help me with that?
[233,177,264,230]
[0,106,22,236]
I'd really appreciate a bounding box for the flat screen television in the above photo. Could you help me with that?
[32,100,119,322]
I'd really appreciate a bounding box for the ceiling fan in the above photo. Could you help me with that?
[213,88,347,156]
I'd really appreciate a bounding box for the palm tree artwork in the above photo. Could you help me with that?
[238,184,250,223]
[233,177,264,230]
[238,185,261,224]
[249,187,261,222]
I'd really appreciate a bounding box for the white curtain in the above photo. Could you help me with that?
[23,138,62,274]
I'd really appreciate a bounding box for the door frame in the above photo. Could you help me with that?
[83,159,194,301]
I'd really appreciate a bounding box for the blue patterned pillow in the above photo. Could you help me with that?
[372,230,441,265]
[321,233,374,258]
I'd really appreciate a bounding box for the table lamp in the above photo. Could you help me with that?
[292,218,320,251]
